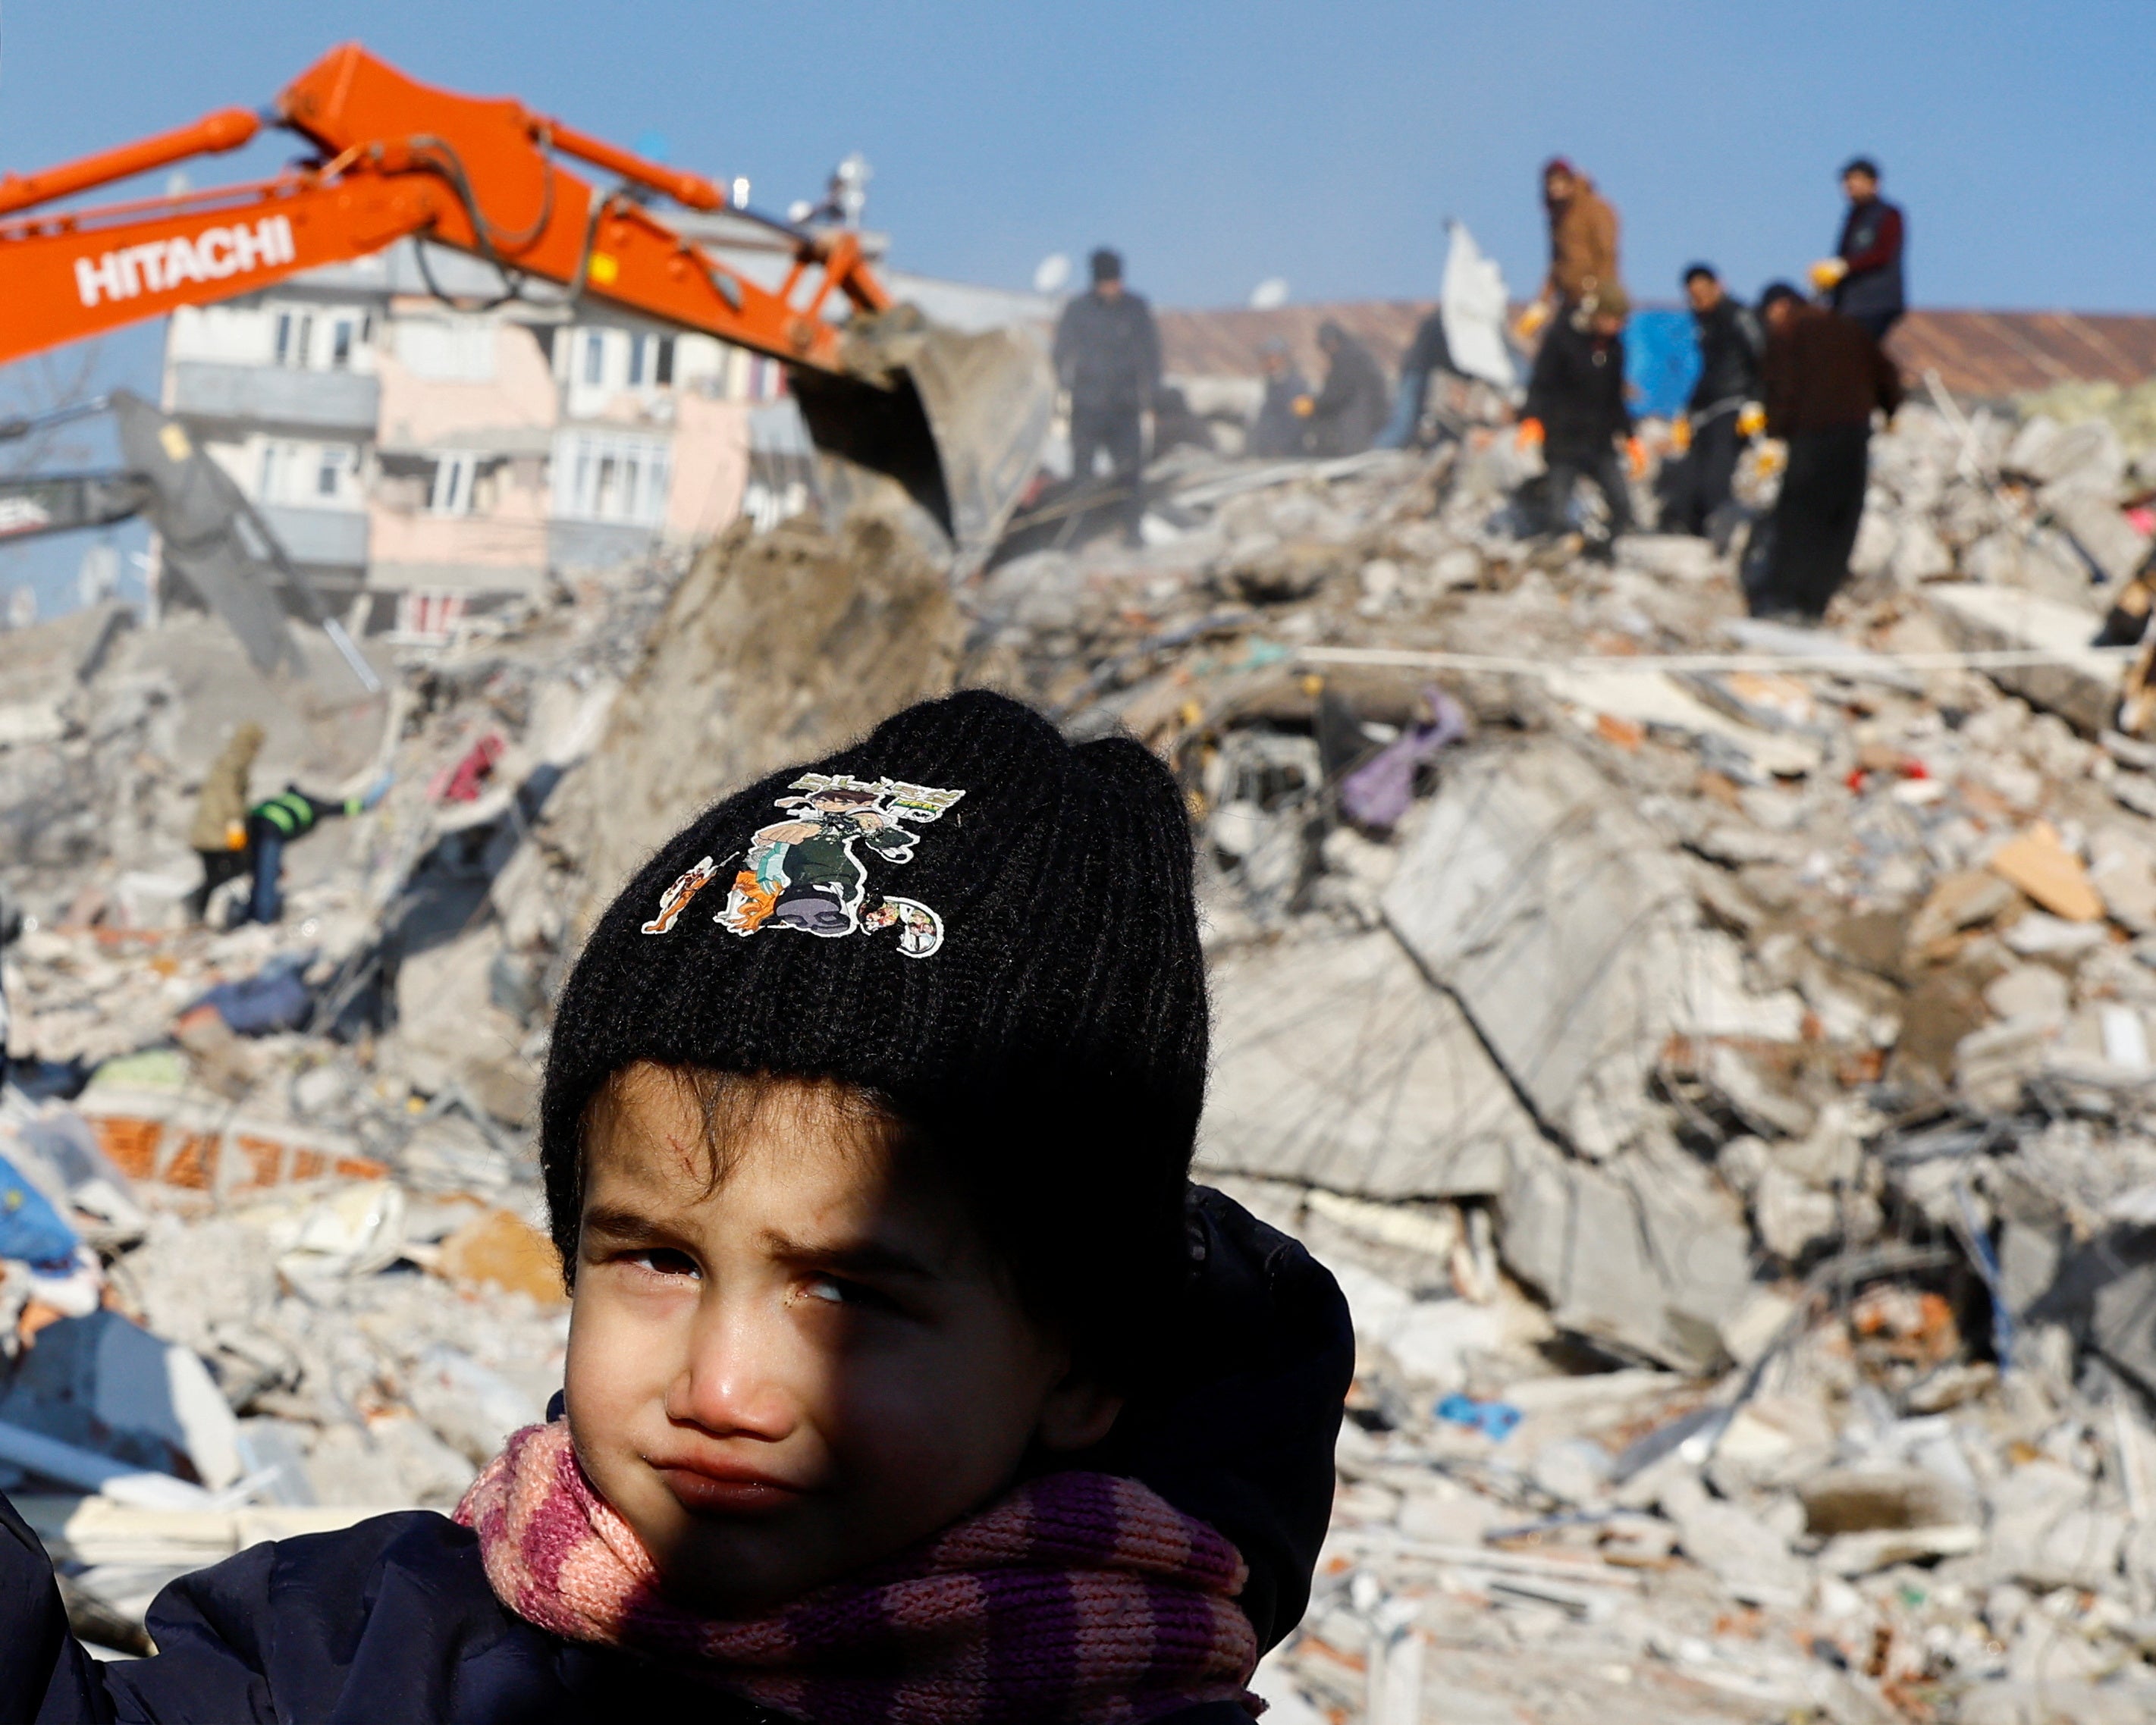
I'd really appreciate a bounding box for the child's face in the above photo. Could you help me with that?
[563,1066,1120,1614]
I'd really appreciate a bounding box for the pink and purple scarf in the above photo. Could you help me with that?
[455,1420,1260,1724]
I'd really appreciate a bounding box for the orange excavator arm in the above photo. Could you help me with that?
[0,43,889,377]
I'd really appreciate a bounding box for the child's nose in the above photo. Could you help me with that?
[665,1304,800,1441]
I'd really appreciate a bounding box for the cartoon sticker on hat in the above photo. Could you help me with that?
[642,855,723,935]
[712,774,964,957]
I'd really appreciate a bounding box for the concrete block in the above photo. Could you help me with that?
[1384,742,1765,1156]
[1928,583,2119,735]
[1200,929,1539,1198]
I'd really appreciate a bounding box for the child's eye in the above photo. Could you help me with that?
[796,1275,893,1311]
[626,1247,700,1279]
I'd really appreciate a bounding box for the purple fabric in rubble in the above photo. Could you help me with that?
[1338,689,1466,829]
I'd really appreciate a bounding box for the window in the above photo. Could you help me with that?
[551,430,670,525]
[582,331,606,386]
[257,442,283,499]
[273,310,312,368]
[428,453,475,516]
[270,303,375,370]
[623,334,673,388]
[315,447,348,499]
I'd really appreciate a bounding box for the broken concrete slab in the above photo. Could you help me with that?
[2049,491,2150,586]
[0,1308,240,1489]
[1385,740,1744,1156]
[1199,930,1542,1199]
[1497,1131,1752,1372]
[1928,583,2120,735]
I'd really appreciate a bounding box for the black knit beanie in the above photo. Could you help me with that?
[540,688,1208,1376]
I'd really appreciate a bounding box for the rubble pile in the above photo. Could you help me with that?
[8,399,2156,1718]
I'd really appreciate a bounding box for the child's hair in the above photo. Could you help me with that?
[539,691,1209,1382]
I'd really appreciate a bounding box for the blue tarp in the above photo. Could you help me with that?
[1625,309,1701,422]
[0,1152,77,1269]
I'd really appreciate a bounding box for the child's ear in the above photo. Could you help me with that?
[1035,1372,1123,1453]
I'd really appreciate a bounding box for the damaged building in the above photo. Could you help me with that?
[21,169,2156,1717]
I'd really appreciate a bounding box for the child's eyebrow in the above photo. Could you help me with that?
[581,1204,681,1245]
[758,1229,942,1282]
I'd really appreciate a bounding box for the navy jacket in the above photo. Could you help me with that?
[1831,196,1907,324]
[4,1187,1351,1725]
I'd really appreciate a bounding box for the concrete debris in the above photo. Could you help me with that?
[1199,929,1536,1198]
[11,385,2156,1714]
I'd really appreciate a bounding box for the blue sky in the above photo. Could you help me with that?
[0,1,2143,604]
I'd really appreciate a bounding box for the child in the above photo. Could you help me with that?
[5,690,1351,1723]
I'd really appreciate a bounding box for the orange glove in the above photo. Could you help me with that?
[1515,417,1545,451]
[1669,416,1693,454]
[1625,435,1648,479]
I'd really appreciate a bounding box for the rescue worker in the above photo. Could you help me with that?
[1051,247,1163,545]
[186,720,264,922]
[1518,157,1621,341]
[1751,281,1905,619]
[1376,305,1467,450]
[1300,321,1389,457]
[1518,286,1639,560]
[243,775,390,925]
[1248,338,1311,457]
[1811,158,1907,341]
[1662,265,1764,538]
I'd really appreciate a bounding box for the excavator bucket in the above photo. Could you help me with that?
[789,305,1056,575]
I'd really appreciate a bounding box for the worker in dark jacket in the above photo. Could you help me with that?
[243,776,388,924]
[1661,264,1764,537]
[1249,338,1311,457]
[1053,247,1163,544]
[1376,306,1465,450]
[1811,157,1907,340]
[1751,281,1905,619]
[1520,286,1637,557]
[1302,321,1389,457]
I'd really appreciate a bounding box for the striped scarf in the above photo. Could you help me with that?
[456,1421,1260,1724]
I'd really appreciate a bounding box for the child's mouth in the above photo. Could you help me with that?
[652,1458,811,1517]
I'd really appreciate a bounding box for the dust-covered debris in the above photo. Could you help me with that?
[11,378,2156,1714]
